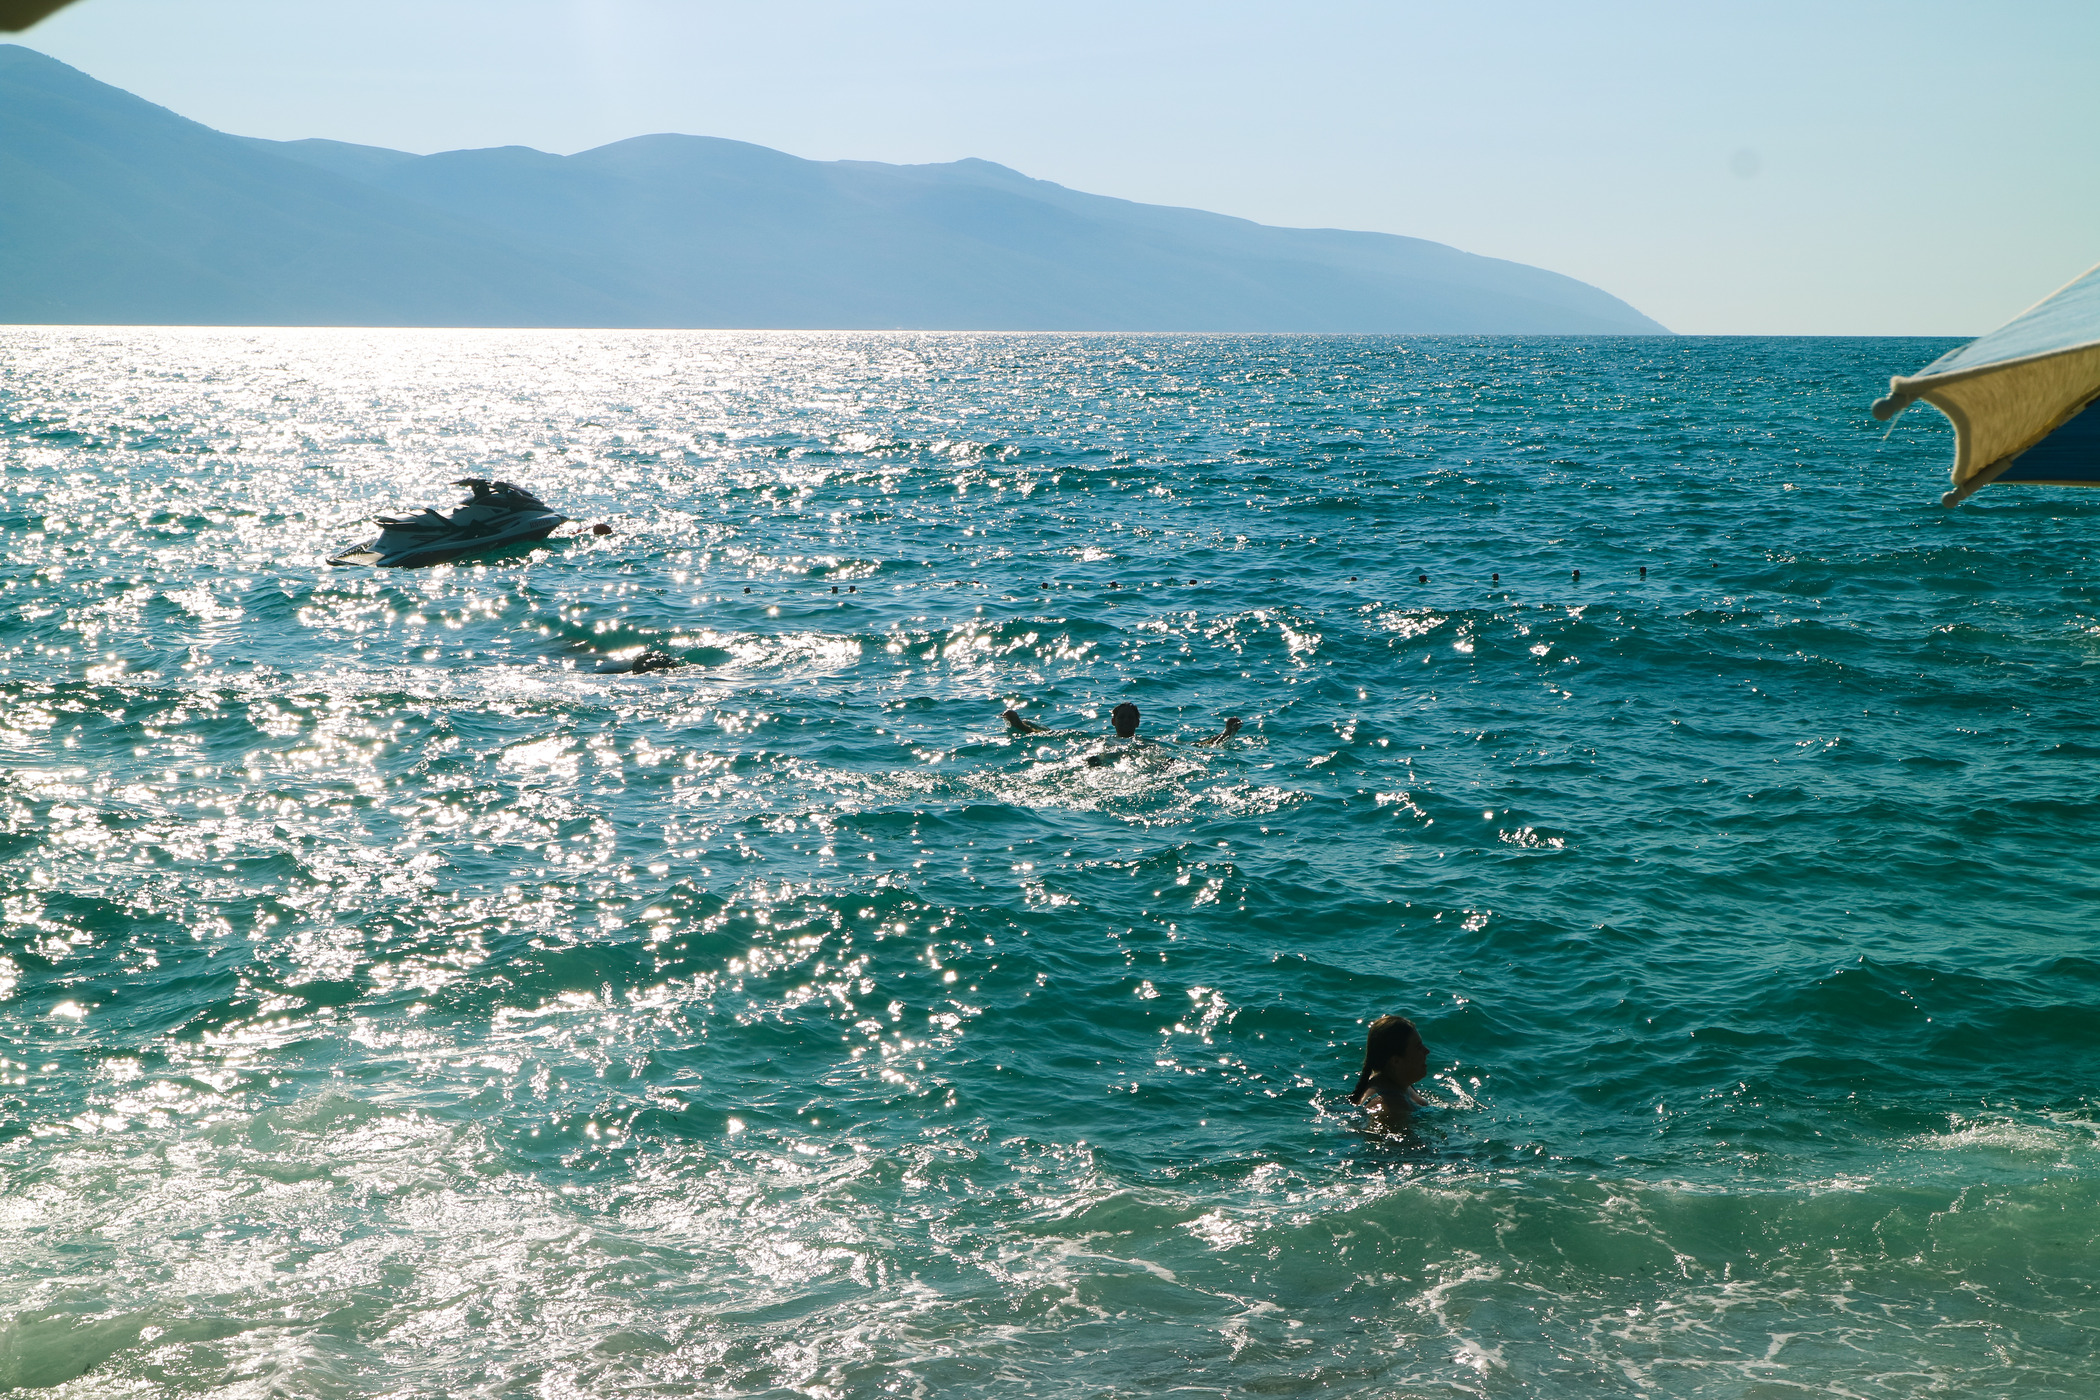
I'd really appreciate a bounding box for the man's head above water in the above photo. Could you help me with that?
[1110,703,1141,738]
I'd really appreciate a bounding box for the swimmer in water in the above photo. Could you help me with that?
[595,648,682,674]
[1002,708,1050,734]
[1348,1014,1429,1119]
[1006,703,1140,740]
[1085,703,1144,766]
[1197,716,1241,746]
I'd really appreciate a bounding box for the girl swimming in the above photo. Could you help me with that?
[1348,1014,1429,1116]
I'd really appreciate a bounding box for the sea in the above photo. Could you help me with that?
[1,328,2096,1399]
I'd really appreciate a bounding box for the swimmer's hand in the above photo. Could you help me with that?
[1002,708,1050,734]
[1196,716,1242,746]
[596,649,682,675]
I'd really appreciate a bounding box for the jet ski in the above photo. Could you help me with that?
[329,478,568,568]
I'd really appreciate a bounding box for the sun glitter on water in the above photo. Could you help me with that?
[2,328,2098,1398]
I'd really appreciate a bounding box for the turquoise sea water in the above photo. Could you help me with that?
[2,328,2097,1398]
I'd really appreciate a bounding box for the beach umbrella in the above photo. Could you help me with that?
[1872,263,2100,506]
[0,1,77,30]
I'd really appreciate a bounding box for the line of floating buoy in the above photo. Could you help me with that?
[746,570,1663,600]
[1390,568,1659,584]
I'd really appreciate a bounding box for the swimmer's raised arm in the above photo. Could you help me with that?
[1197,716,1241,746]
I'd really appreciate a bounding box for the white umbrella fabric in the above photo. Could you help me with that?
[1873,263,2100,505]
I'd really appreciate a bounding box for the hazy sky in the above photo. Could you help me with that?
[20,0,2100,335]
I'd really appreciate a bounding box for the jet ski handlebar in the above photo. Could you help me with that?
[451,477,550,509]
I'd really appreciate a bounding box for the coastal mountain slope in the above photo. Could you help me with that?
[0,45,1670,332]
[0,47,626,325]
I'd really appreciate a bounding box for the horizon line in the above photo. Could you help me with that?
[0,324,1974,339]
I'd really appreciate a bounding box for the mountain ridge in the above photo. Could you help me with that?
[0,45,1670,333]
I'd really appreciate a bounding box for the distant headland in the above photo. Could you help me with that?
[0,44,1670,334]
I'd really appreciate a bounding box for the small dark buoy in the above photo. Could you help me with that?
[743,586,752,594]
[1492,573,1500,584]
[1417,574,1428,585]
[1639,566,1647,578]
[1039,582,1049,589]
[1572,569,1581,582]
[590,522,613,537]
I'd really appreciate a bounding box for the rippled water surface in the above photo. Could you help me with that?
[3,328,2098,1397]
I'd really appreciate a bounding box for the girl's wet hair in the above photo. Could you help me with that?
[1349,1014,1420,1104]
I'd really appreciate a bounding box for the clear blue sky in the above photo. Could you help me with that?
[20,0,2100,335]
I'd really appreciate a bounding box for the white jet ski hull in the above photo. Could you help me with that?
[330,510,566,568]
[329,479,568,568]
